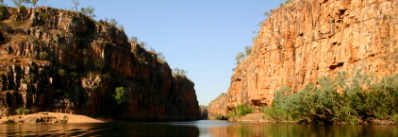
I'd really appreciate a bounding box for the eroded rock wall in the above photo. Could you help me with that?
[210,0,398,118]
[0,6,200,121]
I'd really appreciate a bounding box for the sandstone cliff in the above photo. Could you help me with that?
[0,6,200,121]
[207,93,228,120]
[209,0,398,118]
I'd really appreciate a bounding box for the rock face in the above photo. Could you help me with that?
[209,0,398,118]
[0,6,200,121]
[207,93,228,120]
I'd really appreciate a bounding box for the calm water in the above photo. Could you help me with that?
[1,120,398,137]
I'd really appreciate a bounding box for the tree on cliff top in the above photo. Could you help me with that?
[235,46,252,64]
[70,0,80,11]
[80,6,96,18]
[173,68,187,77]
[244,46,252,56]
[235,52,245,64]
[264,12,271,17]
[11,0,29,7]
[30,0,39,8]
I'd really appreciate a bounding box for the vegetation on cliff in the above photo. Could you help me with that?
[235,46,251,64]
[265,70,398,124]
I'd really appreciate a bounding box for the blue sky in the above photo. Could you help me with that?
[4,0,282,105]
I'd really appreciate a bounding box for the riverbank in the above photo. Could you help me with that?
[0,112,113,124]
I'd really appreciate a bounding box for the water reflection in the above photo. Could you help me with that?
[0,122,200,136]
[0,120,397,137]
[209,122,398,137]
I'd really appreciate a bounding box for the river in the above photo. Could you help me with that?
[1,120,397,136]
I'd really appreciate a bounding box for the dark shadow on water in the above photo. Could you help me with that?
[0,122,201,137]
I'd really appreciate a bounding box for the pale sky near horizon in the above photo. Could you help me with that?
[4,0,282,106]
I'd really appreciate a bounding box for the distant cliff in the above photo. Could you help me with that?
[209,0,398,118]
[0,6,200,121]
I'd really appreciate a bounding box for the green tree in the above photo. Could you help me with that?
[80,6,96,18]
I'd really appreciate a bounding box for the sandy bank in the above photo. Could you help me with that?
[0,112,112,124]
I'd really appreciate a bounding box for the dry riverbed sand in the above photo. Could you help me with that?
[0,112,111,124]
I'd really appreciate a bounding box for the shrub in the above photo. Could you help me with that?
[95,59,105,69]
[0,5,6,20]
[236,105,254,116]
[228,104,254,118]
[70,72,78,76]
[114,87,126,105]
[4,120,14,124]
[21,79,27,83]
[15,108,30,115]
[214,114,223,120]
[264,107,289,121]
[39,51,49,60]
[61,120,68,123]
[58,69,65,76]
[39,13,48,20]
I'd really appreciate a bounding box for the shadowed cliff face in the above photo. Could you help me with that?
[0,6,200,121]
[209,0,398,118]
